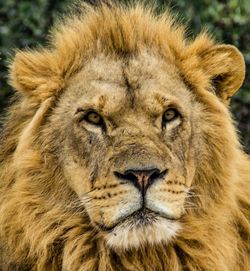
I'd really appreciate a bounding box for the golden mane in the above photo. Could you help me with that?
[8,1,224,101]
[0,1,249,270]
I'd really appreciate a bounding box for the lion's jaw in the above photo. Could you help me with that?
[105,212,181,250]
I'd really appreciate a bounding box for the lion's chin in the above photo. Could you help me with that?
[104,211,181,250]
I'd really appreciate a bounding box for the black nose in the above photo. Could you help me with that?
[114,168,167,194]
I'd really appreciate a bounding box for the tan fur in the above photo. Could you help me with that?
[0,1,249,270]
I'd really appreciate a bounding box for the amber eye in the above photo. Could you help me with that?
[83,111,103,126]
[162,108,180,127]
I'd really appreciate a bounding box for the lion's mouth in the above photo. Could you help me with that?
[95,208,180,232]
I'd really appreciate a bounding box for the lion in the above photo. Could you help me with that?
[0,1,249,270]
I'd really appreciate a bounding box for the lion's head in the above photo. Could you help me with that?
[1,1,249,270]
[42,51,198,249]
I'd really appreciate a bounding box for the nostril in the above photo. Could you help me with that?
[149,169,161,180]
[114,171,137,182]
[150,168,168,181]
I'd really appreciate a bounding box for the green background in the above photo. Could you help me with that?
[0,0,249,151]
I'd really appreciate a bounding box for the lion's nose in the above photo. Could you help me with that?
[114,168,167,194]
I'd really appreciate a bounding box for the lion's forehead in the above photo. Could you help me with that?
[65,52,191,116]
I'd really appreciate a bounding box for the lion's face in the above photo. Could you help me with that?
[46,51,200,249]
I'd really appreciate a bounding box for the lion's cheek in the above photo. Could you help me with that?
[146,187,186,219]
[62,159,92,196]
[83,187,140,227]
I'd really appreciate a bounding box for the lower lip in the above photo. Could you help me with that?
[96,209,179,232]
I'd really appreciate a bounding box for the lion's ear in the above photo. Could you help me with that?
[9,50,64,102]
[200,45,245,102]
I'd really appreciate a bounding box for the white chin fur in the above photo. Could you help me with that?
[105,217,181,250]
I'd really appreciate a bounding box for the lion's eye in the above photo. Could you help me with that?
[83,111,103,126]
[162,108,180,127]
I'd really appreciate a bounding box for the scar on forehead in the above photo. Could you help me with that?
[98,95,107,110]
[155,93,169,107]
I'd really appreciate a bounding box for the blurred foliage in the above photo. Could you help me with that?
[0,0,249,150]
[0,0,71,107]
